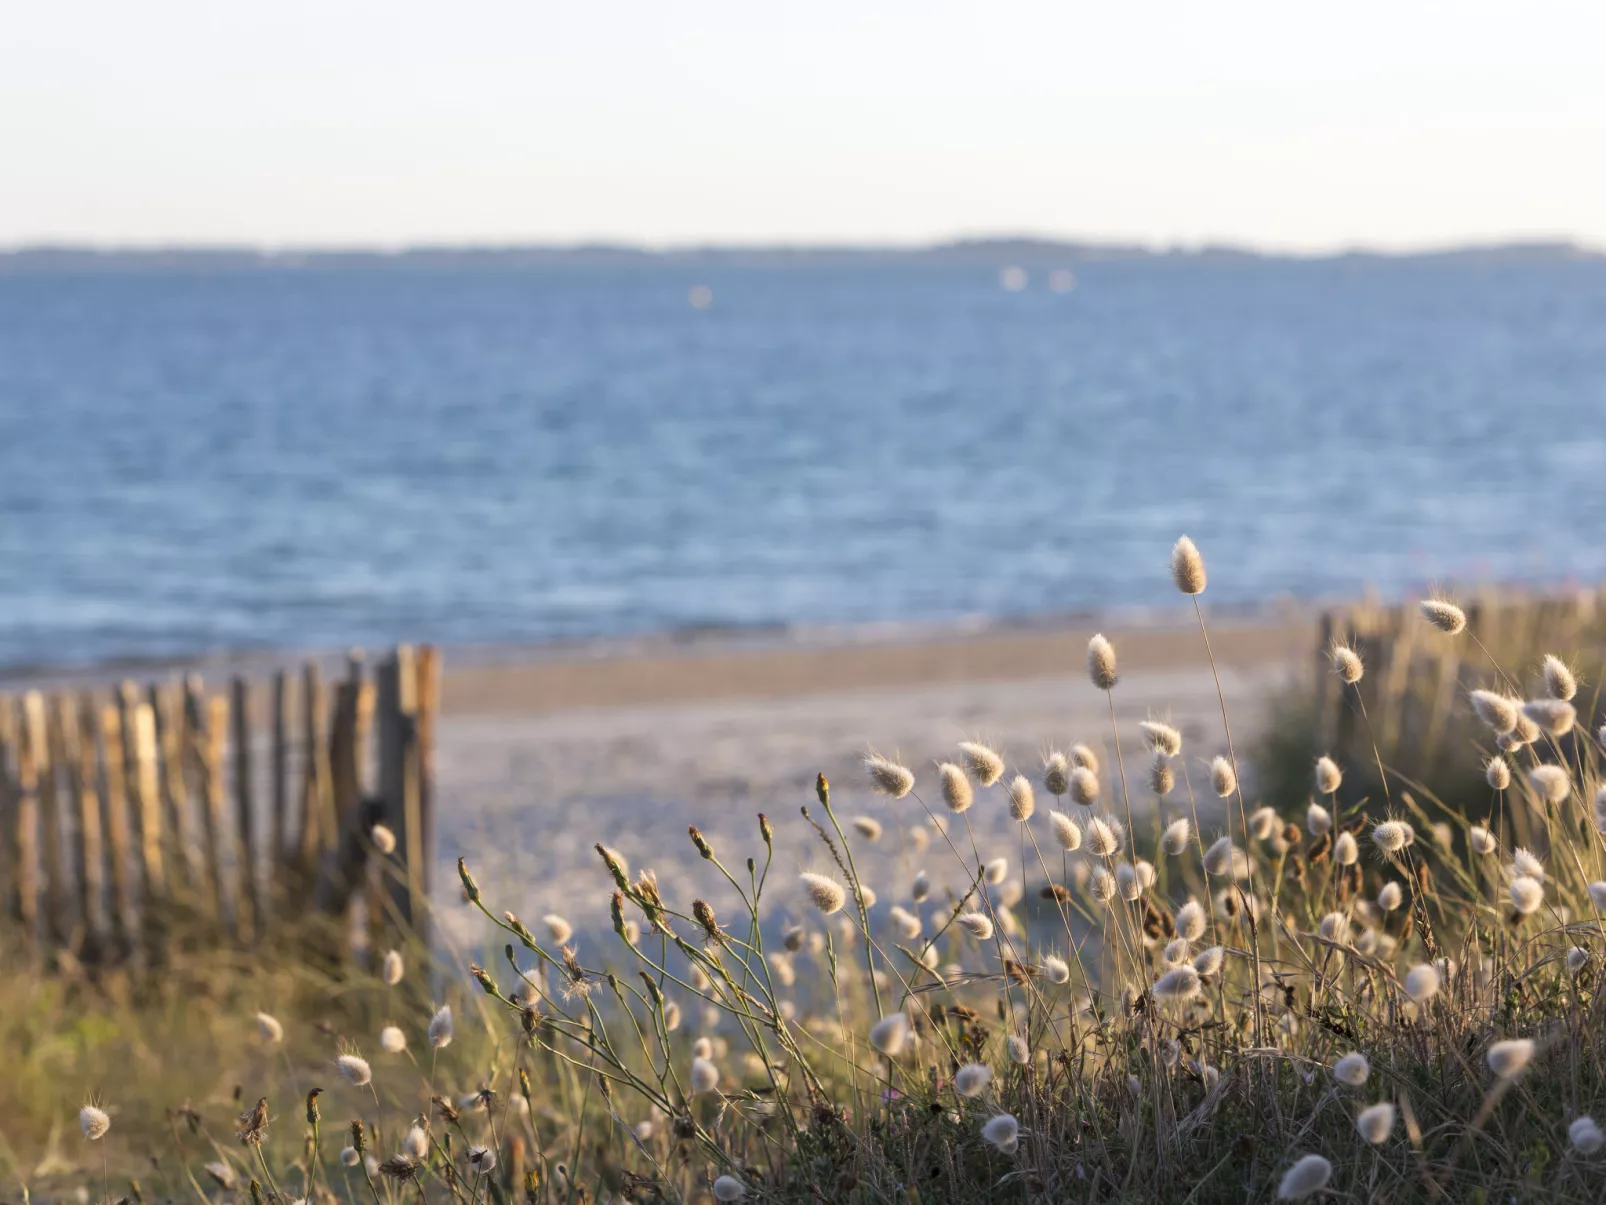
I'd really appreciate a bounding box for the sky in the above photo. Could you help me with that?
[3,1,1605,252]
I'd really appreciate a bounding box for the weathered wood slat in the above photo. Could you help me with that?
[69,696,105,953]
[98,705,136,954]
[232,677,262,934]
[201,695,232,929]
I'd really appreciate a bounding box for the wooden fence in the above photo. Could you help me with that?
[1311,588,1606,796]
[0,644,438,972]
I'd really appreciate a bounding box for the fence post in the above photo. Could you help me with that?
[0,703,16,939]
[201,695,232,931]
[28,692,71,949]
[231,677,261,936]
[13,696,44,954]
[69,695,106,958]
[150,682,197,892]
[377,647,426,942]
[98,705,136,957]
[271,671,291,895]
[299,663,334,879]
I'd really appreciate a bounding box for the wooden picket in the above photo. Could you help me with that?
[0,646,438,974]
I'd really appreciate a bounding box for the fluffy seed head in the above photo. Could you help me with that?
[1115,863,1142,900]
[1523,698,1576,738]
[1543,654,1578,701]
[1510,875,1544,915]
[911,870,931,902]
[888,905,922,940]
[1486,1038,1535,1079]
[1170,536,1206,595]
[544,914,573,945]
[1086,817,1121,857]
[954,1063,992,1097]
[1249,806,1279,840]
[1161,818,1191,856]
[1140,720,1183,757]
[370,824,397,854]
[1357,1102,1396,1145]
[1331,644,1363,684]
[1006,1034,1029,1065]
[1469,825,1496,856]
[1306,801,1332,835]
[865,753,915,798]
[255,1012,284,1044]
[1470,690,1520,734]
[1209,757,1236,798]
[1049,810,1082,851]
[1334,831,1359,866]
[1511,847,1544,881]
[690,1056,720,1094]
[381,949,404,985]
[1314,756,1342,796]
[981,1112,1019,1153]
[80,1105,110,1141]
[380,1026,407,1054]
[1086,634,1118,690]
[1332,1052,1369,1086]
[1377,881,1403,911]
[712,1174,746,1201]
[1589,882,1606,911]
[1006,775,1035,821]
[851,815,883,841]
[1041,954,1071,984]
[1277,1153,1332,1200]
[1150,755,1175,796]
[868,1012,911,1057]
[1419,598,1466,634]
[428,1005,454,1049]
[1068,766,1100,808]
[337,1054,372,1086]
[957,911,995,941]
[1090,865,1117,903]
[1485,756,1511,791]
[1202,835,1244,878]
[1567,946,1590,976]
[339,1147,360,1167]
[1042,751,1070,796]
[1372,820,1413,854]
[1404,964,1440,1003]
[1193,945,1225,976]
[468,1146,496,1175]
[1174,899,1206,942]
[938,763,974,813]
[800,872,847,915]
[958,741,1005,787]
[403,1125,429,1159]
[1152,965,1201,1001]
[1069,743,1100,773]
[1569,1115,1605,1155]
[984,857,1008,885]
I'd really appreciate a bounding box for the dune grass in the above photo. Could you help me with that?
[18,538,1606,1203]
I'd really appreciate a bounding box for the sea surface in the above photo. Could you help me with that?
[2,256,1605,671]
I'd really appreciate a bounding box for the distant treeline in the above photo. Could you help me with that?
[0,238,1598,275]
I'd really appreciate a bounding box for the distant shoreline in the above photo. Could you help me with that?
[1,236,1598,274]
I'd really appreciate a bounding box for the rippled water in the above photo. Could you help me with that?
[1,257,1604,669]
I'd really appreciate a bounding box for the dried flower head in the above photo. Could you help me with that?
[428,1005,454,1049]
[865,753,915,798]
[800,872,847,915]
[981,1112,1019,1153]
[1419,598,1467,634]
[1150,755,1175,796]
[1306,801,1332,835]
[1377,881,1403,912]
[1404,964,1440,1003]
[337,1053,372,1086]
[379,1155,420,1182]
[1006,1034,1029,1065]
[1042,751,1070,796]
[1510,875,1544,915]
[1193,945,1225,976]
[1486,1038,1535,1079]
[1171,536,1207,595]
[1249,806,1279,840]
[1331,643,1363,684]
[380,1025,407,1054]
[467,1145,496,1175]
[1209,756,1236,798]
[1470,689,1520,734]
[984,857,1008,885]
[938,762,974,813]
[1276,1153,1332,1200]
[1115,862,1142,901]
[690,1056,720,1094]
[1086,634,1118,690]
[1332,1052,1369,1086]
[957,741,1005,787]
[1089,865,1117,903]
[1511,847,1545,881]
[954,1063,992,1097]
[1202,835,1246,878]
[1041,954,1071,984]
[381,949,404,986]
[1569,1115,1604,1155]
[1313,753,1343,795]
[1468,825,1496,856]
[403,1124,429,1160]
[1152,965,1201,1001]
[1334,831,1359,866]
[1357,1101,1395,1145]
[1006,775,1035,821]
[1086,816,1122,857]
[1372,820,1413,854]
[1068,766,1100,808]
[868,1012,911,1057]
[1485,756,1511,791]
[1529,764,1571,805]
[1140,720,1183,758]
[1523,698,1576,738]
[1540,653,1577,700]
[956,911,995,941]
[80,1105,110,1141]
[1174,898,1206,942]
[1049,810,1082,851]
[1161,817,1191,856]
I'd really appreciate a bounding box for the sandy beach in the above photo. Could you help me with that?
[432,609,1317,940]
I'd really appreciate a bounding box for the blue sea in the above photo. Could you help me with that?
[1,256,1604,671]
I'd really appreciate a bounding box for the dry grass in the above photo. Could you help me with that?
[17,541,1606,1203]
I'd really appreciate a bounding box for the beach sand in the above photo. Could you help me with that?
[432,610,1316,940]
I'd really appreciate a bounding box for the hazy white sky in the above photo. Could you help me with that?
[4,1,1604,251]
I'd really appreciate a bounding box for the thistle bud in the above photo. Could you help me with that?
[457,857,481,904]
[688,826,715,860]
